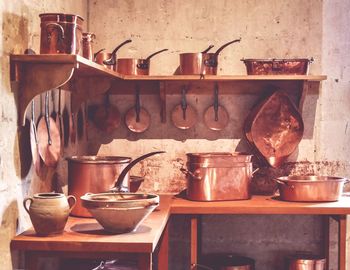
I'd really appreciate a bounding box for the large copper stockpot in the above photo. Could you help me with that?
[117,49,168,75]
[67,151,164,217]
[287,254,326,270]
[181,152,255,201]
[39,13,84,54]
[179,38,241,75]
[275,175,348,202]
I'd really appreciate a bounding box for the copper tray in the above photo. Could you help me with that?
[241,58,313,75]
[244,91,304,167]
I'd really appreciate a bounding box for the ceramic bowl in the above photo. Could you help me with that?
[81,193,159,234]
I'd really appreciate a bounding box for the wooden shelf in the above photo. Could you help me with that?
[10,54,327,126]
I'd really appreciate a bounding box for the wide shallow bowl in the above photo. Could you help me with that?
[275,175,348,202]
[81,193,159,234]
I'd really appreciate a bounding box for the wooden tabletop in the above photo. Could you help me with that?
[170,195,350,215]
[11,194,350,254]
[11,195,172,253]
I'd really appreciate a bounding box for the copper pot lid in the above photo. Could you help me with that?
[125,86,150,133]
[171,87,197,129]
[244,91,304,167]
[203,84,229,131]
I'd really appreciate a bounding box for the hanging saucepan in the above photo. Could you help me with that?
[29,100,41,175]
[171,86,197,129]
[67,151,165,217]
[179,38,241,75]
[117,49,168,75]
[94,39,132,70]
[203,83,229,131]
[37,92,61,167]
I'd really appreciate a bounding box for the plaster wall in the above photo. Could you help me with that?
[0,1,87,270]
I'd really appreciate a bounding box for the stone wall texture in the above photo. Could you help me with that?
[0,0,349,269]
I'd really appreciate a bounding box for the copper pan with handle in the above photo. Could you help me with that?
[117,48,168,75]
[179,38,241,75]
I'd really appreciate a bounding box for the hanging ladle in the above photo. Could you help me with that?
[171,86,197,129]
[203,83,229,131]
[29,100,41,175]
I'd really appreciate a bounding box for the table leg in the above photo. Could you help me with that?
[138,253,152,270]
[323,216,330,270]
[25,251,40,270]
[157,222,169,270]
[190,215,202,270]
[338,215,347,270]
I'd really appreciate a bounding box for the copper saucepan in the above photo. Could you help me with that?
[179,38,241,75]
[117,49,168,75]
[94,39,132,70]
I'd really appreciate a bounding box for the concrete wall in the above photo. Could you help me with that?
[0,1,87,270]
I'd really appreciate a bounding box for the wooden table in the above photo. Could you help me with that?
[11,195,350,270]
[171,195,350,270]
[11,195,172,270]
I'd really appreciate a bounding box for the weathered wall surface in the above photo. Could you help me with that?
[0,1,87,270]
[88,0,350,269]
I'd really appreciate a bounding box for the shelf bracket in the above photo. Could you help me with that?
[13,62,75,126]
[70,76,112,114]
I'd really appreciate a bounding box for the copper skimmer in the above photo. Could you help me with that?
[125,85,150,133]
[203,84,229,130]
[171,86,197,129]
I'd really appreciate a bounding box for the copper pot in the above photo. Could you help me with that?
[39,13,84,54]
[181,152,255,201]
[82,32,96,60]
[179,39,241,75]
[67,151,164,217]
[274,175,348,202]
[117,49,168,75]
[287,254,326,270]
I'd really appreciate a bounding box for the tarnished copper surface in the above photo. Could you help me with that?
[39,13,84,55]
[241,58,313,75]
[125,108,150,133]
[244,91,304,167]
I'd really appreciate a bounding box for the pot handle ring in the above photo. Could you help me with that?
[180,167,202,180]
[23,197,33,214]
[272,178,295,189]
[46,23,65,43]
[67,195,76,212]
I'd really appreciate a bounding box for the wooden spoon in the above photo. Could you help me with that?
[171,87,197,129]
[37,91,61,167]
[203,84,229,131]
[125,86,150,133]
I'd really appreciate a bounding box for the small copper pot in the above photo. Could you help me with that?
[82,32,96,60]
[117,49,168,75]
[39,13,84,54]
[179,38,241,75]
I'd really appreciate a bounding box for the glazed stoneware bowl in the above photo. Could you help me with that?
[81,193,159,234]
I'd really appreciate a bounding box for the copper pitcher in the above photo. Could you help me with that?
[39,13,84,54]
[82,32,96,60]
